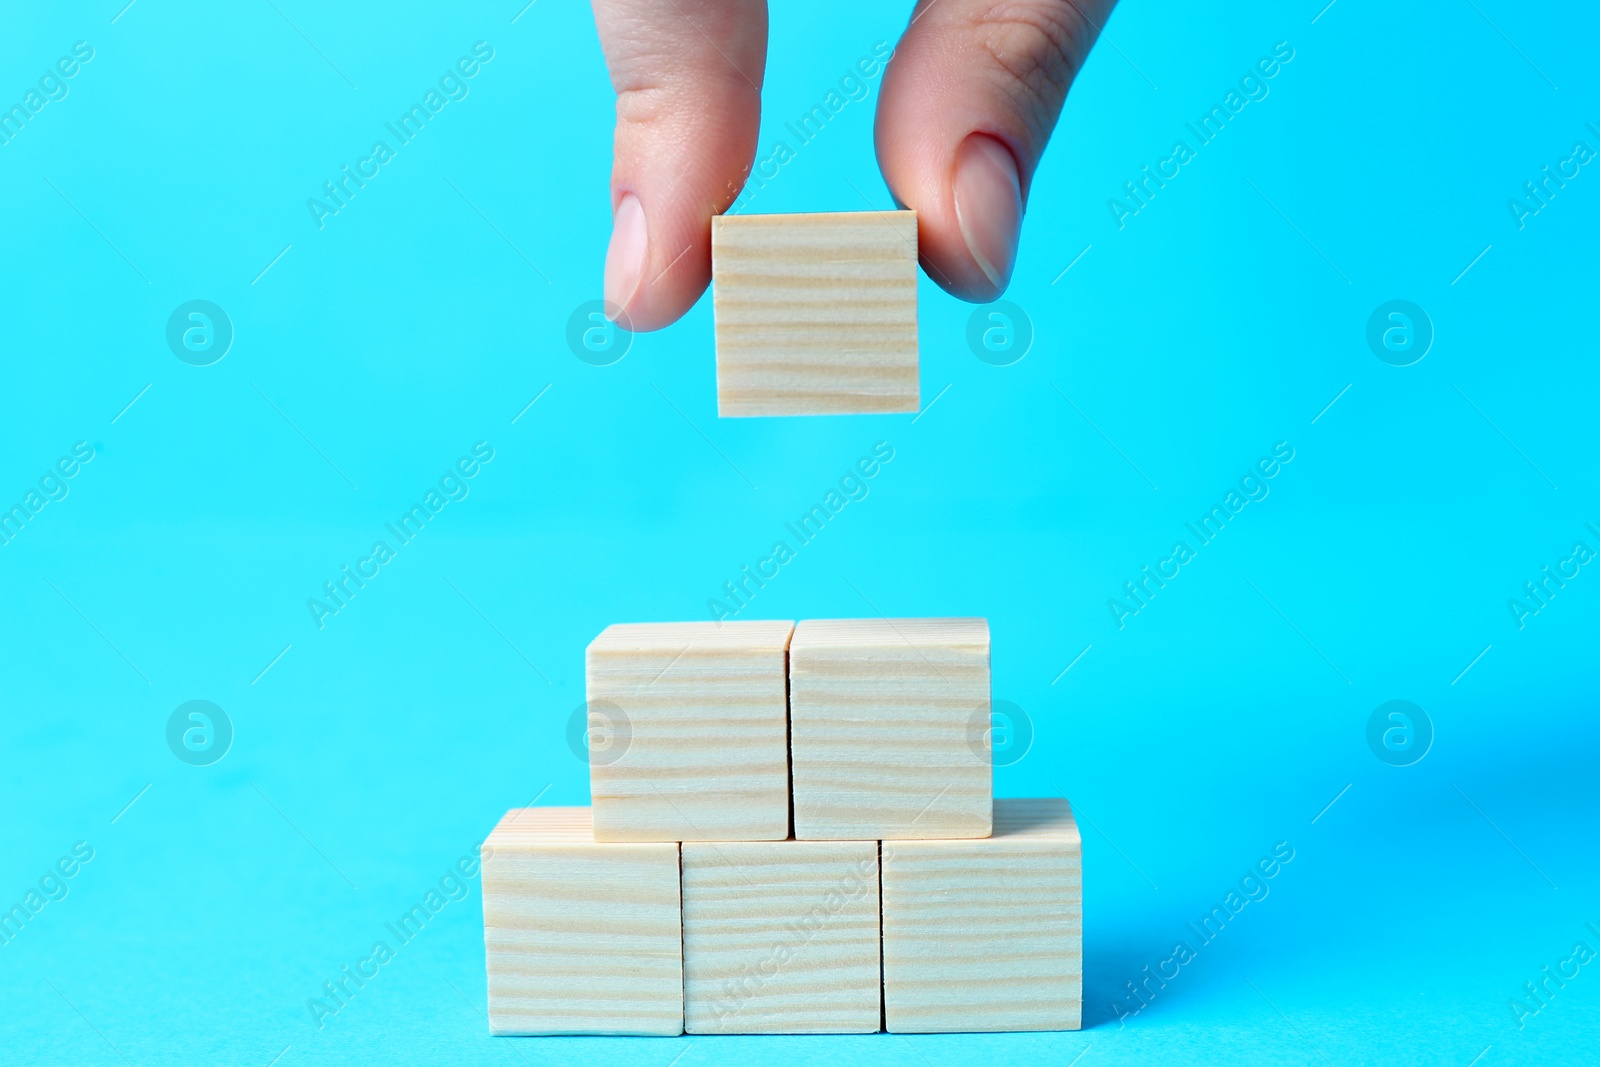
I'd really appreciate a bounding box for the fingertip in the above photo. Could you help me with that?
[952,133,1022,299]
[876,70,1029,302]
[591,0,767,332]
[878,124,1024,303]
[599,186,716,333]
[604,192,647,321]
[875,0,1113,302]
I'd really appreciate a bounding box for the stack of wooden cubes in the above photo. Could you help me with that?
[480,619,1082,1035]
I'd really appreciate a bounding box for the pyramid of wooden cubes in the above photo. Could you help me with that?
[481,618,1082,1036]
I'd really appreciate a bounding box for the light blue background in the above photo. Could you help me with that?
[2,1,1597,1064]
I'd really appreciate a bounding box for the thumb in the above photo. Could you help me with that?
[874,0,1115,301]
[592,0,768,331]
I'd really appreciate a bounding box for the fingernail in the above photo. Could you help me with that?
[604,192,647,320]
[953,134,1022,294]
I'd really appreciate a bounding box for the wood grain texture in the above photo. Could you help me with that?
[789,618,991,840]
[586,621,794,842]
[712,210,919,417]
[881,797,1082,1033]
[481,807,683,1036]
[681,840,881,1034]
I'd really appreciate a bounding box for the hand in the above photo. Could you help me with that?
[592,0,1115,330]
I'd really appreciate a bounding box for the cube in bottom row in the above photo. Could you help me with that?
[481,808,682,1036]
[480,799,1080,1035]
[683,840,881,1034]
[882,798,1083,1032]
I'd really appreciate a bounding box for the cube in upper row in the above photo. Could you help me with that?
[585,618,991,842]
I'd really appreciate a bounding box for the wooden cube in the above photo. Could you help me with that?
[586,621,794,842]
[882,797,1082,1033]
[481,807,683,1036]
[711,210,919,417]
[789,618,991,840]
[681,840,881,1034]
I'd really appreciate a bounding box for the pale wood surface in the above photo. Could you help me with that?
[789,618,991,840]
[881,797,1083,1033]
[586,620,794,842]
[681,840,882,1034]
[481,807,684,1036]
[712,210,919,417]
